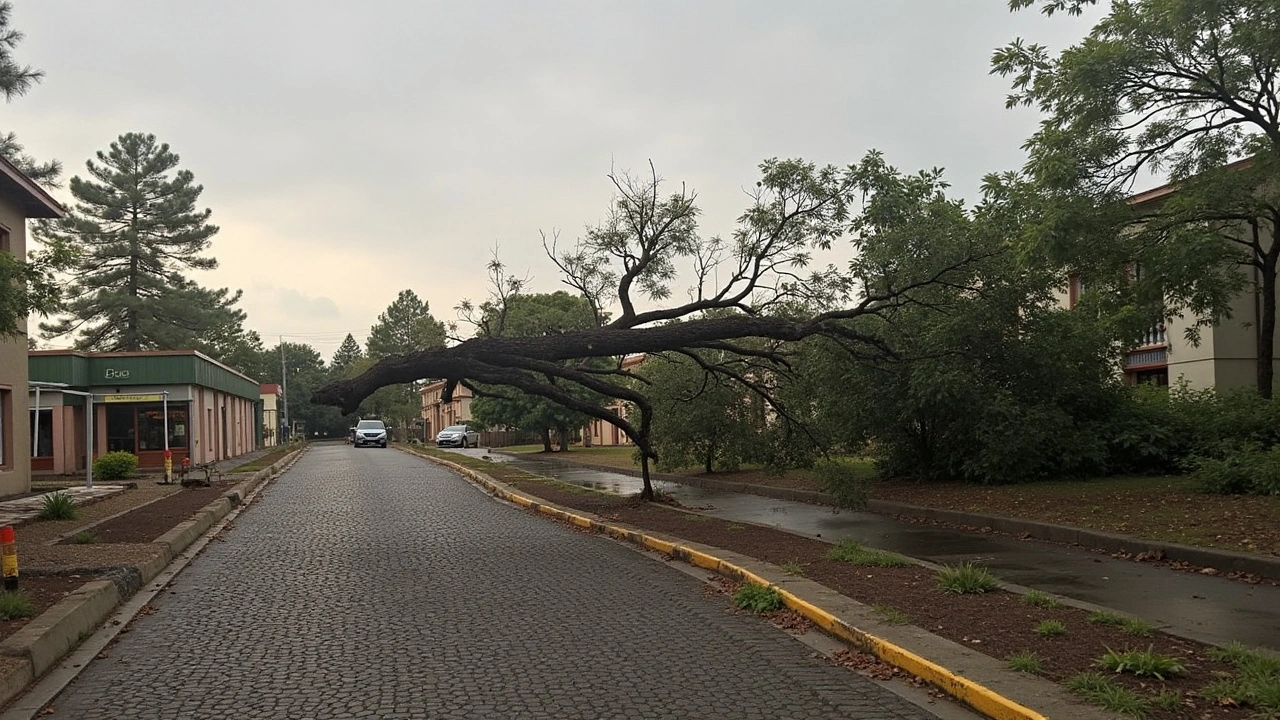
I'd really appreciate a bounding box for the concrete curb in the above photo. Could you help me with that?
[0,444,308,710]
[413,450,1113,720]
[511,453,1280,581]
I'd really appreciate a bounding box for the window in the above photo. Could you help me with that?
[0,224,10,254]
[106,403,190,453]
[29,408,52,458]
[0,389,11,470]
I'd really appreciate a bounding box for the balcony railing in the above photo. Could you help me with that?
[1137,322,1167,347]
[1126,347,1167,368]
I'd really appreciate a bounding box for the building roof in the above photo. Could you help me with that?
[260,383,282,394]
[29,349,261,400]
[0,154,65,219]
[1128,157,1255,208]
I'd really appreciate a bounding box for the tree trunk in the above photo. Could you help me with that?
[704,446,713,474]
[640,453,654,501]
[557,427,569,452]
[1259,225,1278,400]
[540,427,553,453]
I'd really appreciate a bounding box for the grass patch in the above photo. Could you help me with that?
[1087,610,1156,637]
[36,492,79,521]
[1034,619,1068,637]
[1020,590,1060,608]
[1203,642,1280,713]
[1149,689,1181,712]
[726,524,746,531]
[1006,650,1045,675]
[1066,672,1150,717]
[0,591,36,621]
[825,540,911,568]
[733,583,783,613]
[229,445,296,473]
[935,562,1000,594]
[1097,646,1186,681]
[70,531,99,544]
[871,603,912,626]
[780,559,805,576]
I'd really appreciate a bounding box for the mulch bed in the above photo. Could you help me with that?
[0,575,94,645]
[64,485,230,545]
[496,472,1264,720]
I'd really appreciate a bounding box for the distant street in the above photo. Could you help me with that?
[43,444,938,719]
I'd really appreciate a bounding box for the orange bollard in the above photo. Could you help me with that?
[0,526,17,591]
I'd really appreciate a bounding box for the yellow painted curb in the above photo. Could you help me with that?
[407,449,1047,720]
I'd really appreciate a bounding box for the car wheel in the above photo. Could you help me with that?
[380,442,387,448]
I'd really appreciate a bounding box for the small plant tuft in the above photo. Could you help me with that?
[1020,590,1060,608]
[1066,672,1150,717]
[1121,618,1156,637]
[779,559,805,576]
[825,540,911,568]
[0,591,36,621]
[1097,646,1186,681]
[733,583,784,613]
[1149,689,1181,712]
[37,492,79,521]
[1034,619,1068,637]
[1088,610,1126,626]
[70,531,99,544]
[871,603,912,626]
[1006,650,1045,675]
[935,562,1000,594]
[1203,642,1280,712]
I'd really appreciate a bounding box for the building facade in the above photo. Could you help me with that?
[29,350,262,474]
[0,156,66,496]
[583,355,645,447]
[420,380,473,440]
[1061,168,1279,391]
[260,383,282,447]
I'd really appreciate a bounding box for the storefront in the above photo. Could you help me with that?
[28,350,263,474]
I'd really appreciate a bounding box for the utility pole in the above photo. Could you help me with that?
[279,337,290,441]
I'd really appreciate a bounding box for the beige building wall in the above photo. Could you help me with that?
[0,195,30,496]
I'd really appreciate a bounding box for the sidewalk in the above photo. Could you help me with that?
[485,450,1280,651]
[0,486,128,528]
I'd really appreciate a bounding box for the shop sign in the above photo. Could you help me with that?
[104,368,131,379]
[102,393,164,403]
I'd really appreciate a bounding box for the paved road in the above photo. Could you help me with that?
[44,444,939,719]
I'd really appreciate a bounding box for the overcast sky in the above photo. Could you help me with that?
[8,1,1096,359]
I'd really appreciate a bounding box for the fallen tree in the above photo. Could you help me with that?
[315,154,989,498]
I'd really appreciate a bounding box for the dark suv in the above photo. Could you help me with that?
[353,419,388,448]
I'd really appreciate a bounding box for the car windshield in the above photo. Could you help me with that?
[356,421,385,430]
[443,426,468,432]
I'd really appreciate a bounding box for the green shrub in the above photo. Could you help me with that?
[93,451,139,480]
[1204,643,1280,712]
[1192,443,1280,495]
[1097,646,1186,680]
[813,458,872,509]
[36,492,78,521]
[936,562,1000,594]
[825,540,911,567]
[732,583,783,613]
[0,591,35,620]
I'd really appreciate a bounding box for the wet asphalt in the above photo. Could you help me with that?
[448,448,1280,652]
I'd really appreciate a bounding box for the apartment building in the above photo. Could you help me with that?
[0,156,65,496]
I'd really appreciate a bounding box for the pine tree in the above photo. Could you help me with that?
[41,132,246,352]
[366,290,446,359]
[0,2,59,183]
[331,333,364,373]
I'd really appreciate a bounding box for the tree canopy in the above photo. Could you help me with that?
[40,132,249,352]
[994,0,1280,395]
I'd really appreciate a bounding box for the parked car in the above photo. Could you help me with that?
[353,419,388,448]
[436,424,479,448]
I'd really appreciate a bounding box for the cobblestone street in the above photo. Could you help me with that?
[42,444,939,719]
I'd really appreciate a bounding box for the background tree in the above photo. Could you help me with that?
[466,291,606,451]
[331,333,364,373]
[0,0,71,337]
[362,290,446,437]
[0,1,58,184]
[318,156,985,499]
[995,0,1280,396]
[641,350,762,473]
[40,132,249,351]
